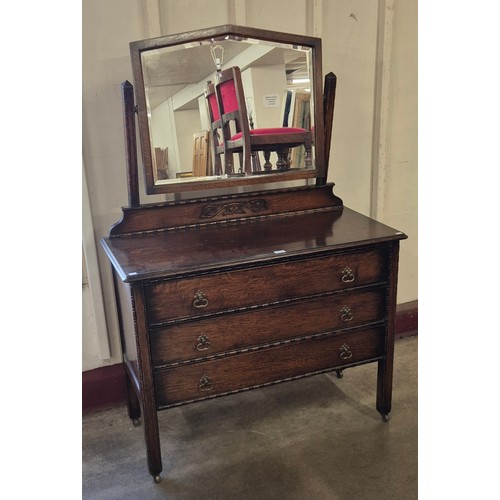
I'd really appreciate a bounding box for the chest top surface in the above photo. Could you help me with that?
[102,207,406,282]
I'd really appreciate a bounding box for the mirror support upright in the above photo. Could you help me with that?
[320,72,337,186]
[121,80,140,208]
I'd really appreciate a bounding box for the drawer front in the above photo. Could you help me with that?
[150,288,386,366]
[154,326,385,407]
[145,247,388,324]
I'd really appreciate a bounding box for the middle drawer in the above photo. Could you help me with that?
[150,287,386,367]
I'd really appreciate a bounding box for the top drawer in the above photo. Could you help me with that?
[144,247,388,324]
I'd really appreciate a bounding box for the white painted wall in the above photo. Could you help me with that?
[82,0,418,371]
[377,0,418,304]
[175,109,203,171]
[151,98,181,174]
[322,0,380,215]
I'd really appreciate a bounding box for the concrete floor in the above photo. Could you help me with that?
[83,336,417,500]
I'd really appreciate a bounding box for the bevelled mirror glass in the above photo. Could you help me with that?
[130,25,325,194]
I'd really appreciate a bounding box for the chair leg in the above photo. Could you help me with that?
[263,151,272,171]
[235,152,242,173]
[214,154,222,176]
[251,151,261,171]
[242,148,252,173]
[304,148,312,167]
[225,152,234,174]
[276,149,289,171]
[304,141,313,167]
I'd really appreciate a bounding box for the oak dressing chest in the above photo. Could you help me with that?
[101,25,407,482]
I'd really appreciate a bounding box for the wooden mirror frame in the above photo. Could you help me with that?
[130,24,326,195]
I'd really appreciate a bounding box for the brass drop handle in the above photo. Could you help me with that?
[198,375,213,392]
[340,305,353,322]
[339,343,353,360]
[193,291,208,308]
[341,266,355,283]
[196,334,212,351]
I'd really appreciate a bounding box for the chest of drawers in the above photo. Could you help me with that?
[102,185,406,482]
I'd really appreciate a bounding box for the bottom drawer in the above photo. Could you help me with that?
[155,326,385,408]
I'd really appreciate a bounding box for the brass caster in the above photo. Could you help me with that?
[382,414,390,423]
[335,369,344,379]
[132,418,141,427]
[153,475,162,484]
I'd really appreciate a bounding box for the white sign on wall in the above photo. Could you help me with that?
[263,94,280,108]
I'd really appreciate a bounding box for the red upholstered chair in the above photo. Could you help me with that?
[215,66,312,174]
[204,81,224,176]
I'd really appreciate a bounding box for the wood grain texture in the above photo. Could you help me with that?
[103,206,405,283]
[109,184,342,237]
[150,287,386,366]
[154,326,385,407]
[130,284,162,478]
[377,241,400,418]
[145,247,388,324]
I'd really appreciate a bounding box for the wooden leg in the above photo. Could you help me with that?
[376,358,393,422]
[214,153,222,176]
[241,148,252,173]
[238,152,244,173]
[124,367,141,425]
[131,283,163,482]
[225,152,234,174]
[251,151,261,171]
[304,145,312,167]
[276,149,288,170]
[377,241,400,423]
[263,151,272,171]
[141,401,163,481]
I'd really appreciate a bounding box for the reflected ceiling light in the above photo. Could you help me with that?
[210,43,224,74]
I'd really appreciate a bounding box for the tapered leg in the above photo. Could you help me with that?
[131,283,163,482]
[376,358,393,422]
[376,241,400,423]
[141,399,162,482]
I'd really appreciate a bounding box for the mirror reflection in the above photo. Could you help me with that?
[140,36,316,185]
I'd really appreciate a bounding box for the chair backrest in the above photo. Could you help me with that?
[204,81,220,126]
[215,66,251,147]
[204,81,223,175]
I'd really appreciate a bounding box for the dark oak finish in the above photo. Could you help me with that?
[108,183,342,238]
[322,72,337,183]
[103,200,406,481]
[154,326,385,407]
[150,288,386,366]
[101,25,407,482]
[130,24,325,194]
[121,81,140,207]
[144,247,388,324]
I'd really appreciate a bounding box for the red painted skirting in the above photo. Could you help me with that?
[395,300,418,339]
[82,301,418,414]
[82,363,127,415]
